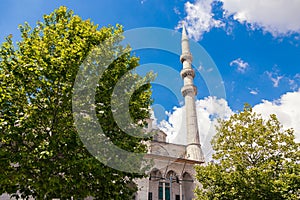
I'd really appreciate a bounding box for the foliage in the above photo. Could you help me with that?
[195,105,300,200]
[0,6,153,199]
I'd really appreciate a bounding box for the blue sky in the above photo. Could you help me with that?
[1,0,300,155]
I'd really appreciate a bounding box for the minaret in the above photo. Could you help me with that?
[180,25,204,161]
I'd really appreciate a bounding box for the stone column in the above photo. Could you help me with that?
[179,181,183,200]
[163,182,166,200]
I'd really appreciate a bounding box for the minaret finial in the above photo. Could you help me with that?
[180,22,192,64]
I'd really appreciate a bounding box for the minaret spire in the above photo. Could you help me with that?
[181,25,190,55]
[180,24,204,161]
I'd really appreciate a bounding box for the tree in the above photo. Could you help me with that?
[0,6,153,199]
[195,105,300,200]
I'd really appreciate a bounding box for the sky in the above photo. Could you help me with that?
[1,0,300,160]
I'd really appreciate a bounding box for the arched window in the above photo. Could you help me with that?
[148,168,162,200]
[166,170,177,179]
[182,172,194,200]
[158,170,180,200]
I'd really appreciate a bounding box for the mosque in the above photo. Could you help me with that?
[134,26,205,200]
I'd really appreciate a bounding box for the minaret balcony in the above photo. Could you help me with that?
[180,68,195,78]
[180,53,193,63]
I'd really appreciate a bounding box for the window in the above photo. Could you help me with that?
[148,192,152,200]
[159,182,170,200]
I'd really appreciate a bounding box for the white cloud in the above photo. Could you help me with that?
[220,0,300,37]
[174,7,181,15]
[289,73,300,90]
[266,71,284,87]
[178,0,300,39]
[230,58,249,73]
[249,88,259,95]
[253,89,300,142]
[288,79,297,90]
[158,96,233,161]
[206,67,214,72]
[177,0,224,41]
[157,91,300,161]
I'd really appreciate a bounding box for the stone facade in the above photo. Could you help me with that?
[134,133,203,200]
